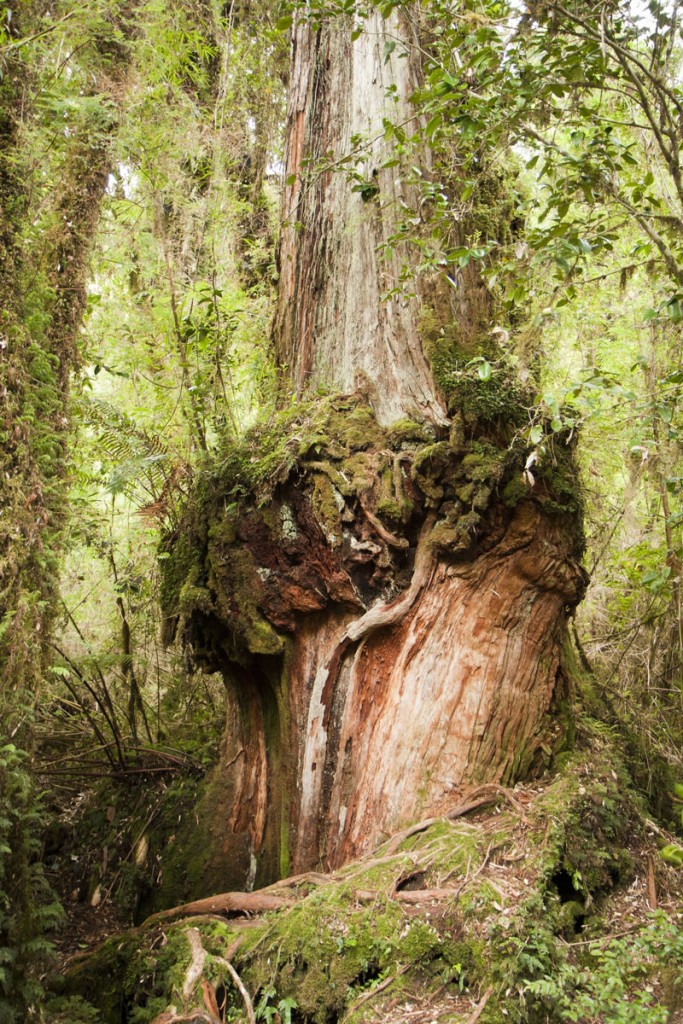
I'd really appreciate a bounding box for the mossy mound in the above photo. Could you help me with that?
[48,730,683,1024]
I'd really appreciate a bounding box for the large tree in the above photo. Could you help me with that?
[0,3,132,1014]
[165,3,587,890]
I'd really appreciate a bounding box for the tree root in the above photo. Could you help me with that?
[142,786,522,932]
[384,784,528,855]
[345,513,436,644]
[214,956,256,1024]
[146,890,294,926]
[182,928,206,1000]
[151,926,256,1024]
[358,493,409,549]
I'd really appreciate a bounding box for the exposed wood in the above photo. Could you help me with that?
[201,980,220,1023]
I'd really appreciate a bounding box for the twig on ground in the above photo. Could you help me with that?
[465,985,493,1024]
[340,962,414,1022]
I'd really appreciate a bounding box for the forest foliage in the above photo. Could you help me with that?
[3,0,683,1020]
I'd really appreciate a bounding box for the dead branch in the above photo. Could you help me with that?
[465,985,494,1024]
[340,961,414,1022]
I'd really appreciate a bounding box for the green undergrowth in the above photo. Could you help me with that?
[46,733,683,1024]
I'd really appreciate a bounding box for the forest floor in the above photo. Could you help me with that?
[46,738,683,1023]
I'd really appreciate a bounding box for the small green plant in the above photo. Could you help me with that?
[524,913,683,1024]
[255,986,298,1024]
[659,783,683,866]
[0,742,63,1021]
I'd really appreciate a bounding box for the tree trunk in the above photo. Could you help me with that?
[164,8,586,893]
[274,9,446,426]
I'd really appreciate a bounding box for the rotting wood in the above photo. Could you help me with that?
[201,979,221,1022]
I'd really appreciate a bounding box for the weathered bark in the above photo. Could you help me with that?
[274,9,446,426]
[163,9,586,894]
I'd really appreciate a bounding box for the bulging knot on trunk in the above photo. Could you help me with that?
[161,391,585,667]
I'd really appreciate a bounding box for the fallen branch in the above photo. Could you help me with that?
[465,985,493,1024]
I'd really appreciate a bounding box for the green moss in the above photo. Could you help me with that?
[58,737,681,1024]
[386,419,434,445]
[42,996,104,1024]
[57,933,139,1024]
